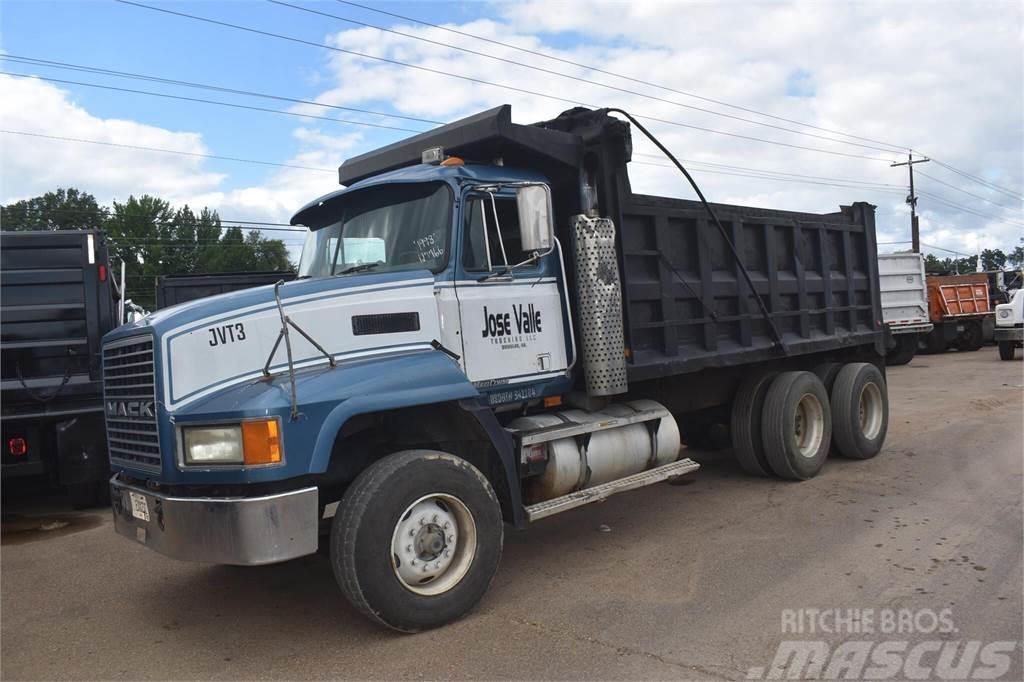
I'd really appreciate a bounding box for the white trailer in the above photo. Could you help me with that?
[878,253,933,365]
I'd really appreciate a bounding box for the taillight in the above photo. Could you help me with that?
[8,437,27,457]
[98,264,107,282]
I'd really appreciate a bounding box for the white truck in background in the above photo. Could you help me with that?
[994,288,1023,361]
[878,253,933,366]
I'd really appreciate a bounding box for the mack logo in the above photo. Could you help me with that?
[481,304,542,338]
[106,400,155,419]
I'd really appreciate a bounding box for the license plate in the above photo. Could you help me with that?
[129,491,150,522]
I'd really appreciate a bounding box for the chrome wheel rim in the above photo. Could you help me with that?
[794,393,825,458]
[390,494,476,596]
[859,382,884,440]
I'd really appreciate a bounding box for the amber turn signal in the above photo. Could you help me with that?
[241,419,282,465]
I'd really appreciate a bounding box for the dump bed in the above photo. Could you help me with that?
[156,271,297,309]
[0,230,116,418]
[927,274,992,320]
[878,253,930,331]
[616,195,881,381]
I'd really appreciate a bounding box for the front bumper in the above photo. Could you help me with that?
[994,327,1024,342]
[110,475,319,565]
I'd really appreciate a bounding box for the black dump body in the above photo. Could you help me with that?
[338,105,884,384]
[0,230,116,492]
[156,271,296,309]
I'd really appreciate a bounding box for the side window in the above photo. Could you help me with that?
[462,196,530,272]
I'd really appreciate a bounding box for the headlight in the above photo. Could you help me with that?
[999,309,1010,319]
[182,419,282,466]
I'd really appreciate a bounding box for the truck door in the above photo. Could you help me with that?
[453,191,568,389]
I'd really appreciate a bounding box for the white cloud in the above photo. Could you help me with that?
[310,0,1023,256]
[0,75,226,206]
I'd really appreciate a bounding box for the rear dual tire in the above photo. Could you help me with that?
[885,334,918,366]
[830,363,888,460]
[762,372,832,480]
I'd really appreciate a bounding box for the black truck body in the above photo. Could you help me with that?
[1,230,117,506]
[155,271,297,309]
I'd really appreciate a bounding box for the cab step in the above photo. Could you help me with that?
[524,458,700,522]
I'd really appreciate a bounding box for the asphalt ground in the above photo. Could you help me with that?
[2,349,1021,680]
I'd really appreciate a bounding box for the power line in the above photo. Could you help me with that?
[270,0,900,155]
[1,205,308,231]
[630,160,905,194]
[916,190,1024,228]
[1,128,336,174]
[116,0,896,163]
[334,0,909,152]
[916,170,1022,211]
[633,152,905,189]
[927,158,1023,201]
[0,71,423,133]
[1,54,442,127]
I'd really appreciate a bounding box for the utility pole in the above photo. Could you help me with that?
[891,153,930,252]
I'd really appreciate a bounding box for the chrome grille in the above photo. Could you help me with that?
[103,336,161,471]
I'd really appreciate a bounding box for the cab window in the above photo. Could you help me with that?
[462,195,530,272]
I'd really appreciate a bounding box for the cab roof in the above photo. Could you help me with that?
[290,162,547,228]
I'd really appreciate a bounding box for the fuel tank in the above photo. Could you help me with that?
[511,399,681,502]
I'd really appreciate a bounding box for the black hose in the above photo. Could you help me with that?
[605,108,786,351]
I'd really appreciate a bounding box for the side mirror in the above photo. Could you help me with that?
[516,185,553,253]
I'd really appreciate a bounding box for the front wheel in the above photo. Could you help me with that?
[998,340,1017,361]
[330,450,503,632]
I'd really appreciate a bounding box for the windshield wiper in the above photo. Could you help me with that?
[337,261,384,275]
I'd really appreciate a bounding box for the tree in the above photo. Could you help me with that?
[6,187,296,310]
[1009,238,1024,268]
[980,249,1007,271]
[1,188,106,231]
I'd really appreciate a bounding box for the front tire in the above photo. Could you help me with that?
[830,363,889,460]
[762,372,831,480]
[998,340,1017,361]
[331,450,503,632]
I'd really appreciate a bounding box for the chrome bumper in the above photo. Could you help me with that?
[994,327,1023,342]
[110,475,319,565]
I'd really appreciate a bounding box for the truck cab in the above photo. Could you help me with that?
[105,105,890,632]
[994,288,1023,360]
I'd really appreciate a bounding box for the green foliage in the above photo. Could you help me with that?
[1009,237,1024,268]
[2,187,296,311]
[0,188,106,231]
[922,248,1012,275]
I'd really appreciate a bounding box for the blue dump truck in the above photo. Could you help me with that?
[104,106,889,631]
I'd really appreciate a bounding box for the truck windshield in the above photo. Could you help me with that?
[297,182,452,278]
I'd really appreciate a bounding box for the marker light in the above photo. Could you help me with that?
[241,419,282,465]
[421,146,445,164]
[440,156,465,167]
[8,437,27,457]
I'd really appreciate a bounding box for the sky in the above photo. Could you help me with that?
[0,0,1021,264]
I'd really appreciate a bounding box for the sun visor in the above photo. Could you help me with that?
[337,105,583,186]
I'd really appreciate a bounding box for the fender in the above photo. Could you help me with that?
[308,350,479,472]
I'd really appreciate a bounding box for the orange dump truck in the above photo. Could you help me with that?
[920,273,993,353]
